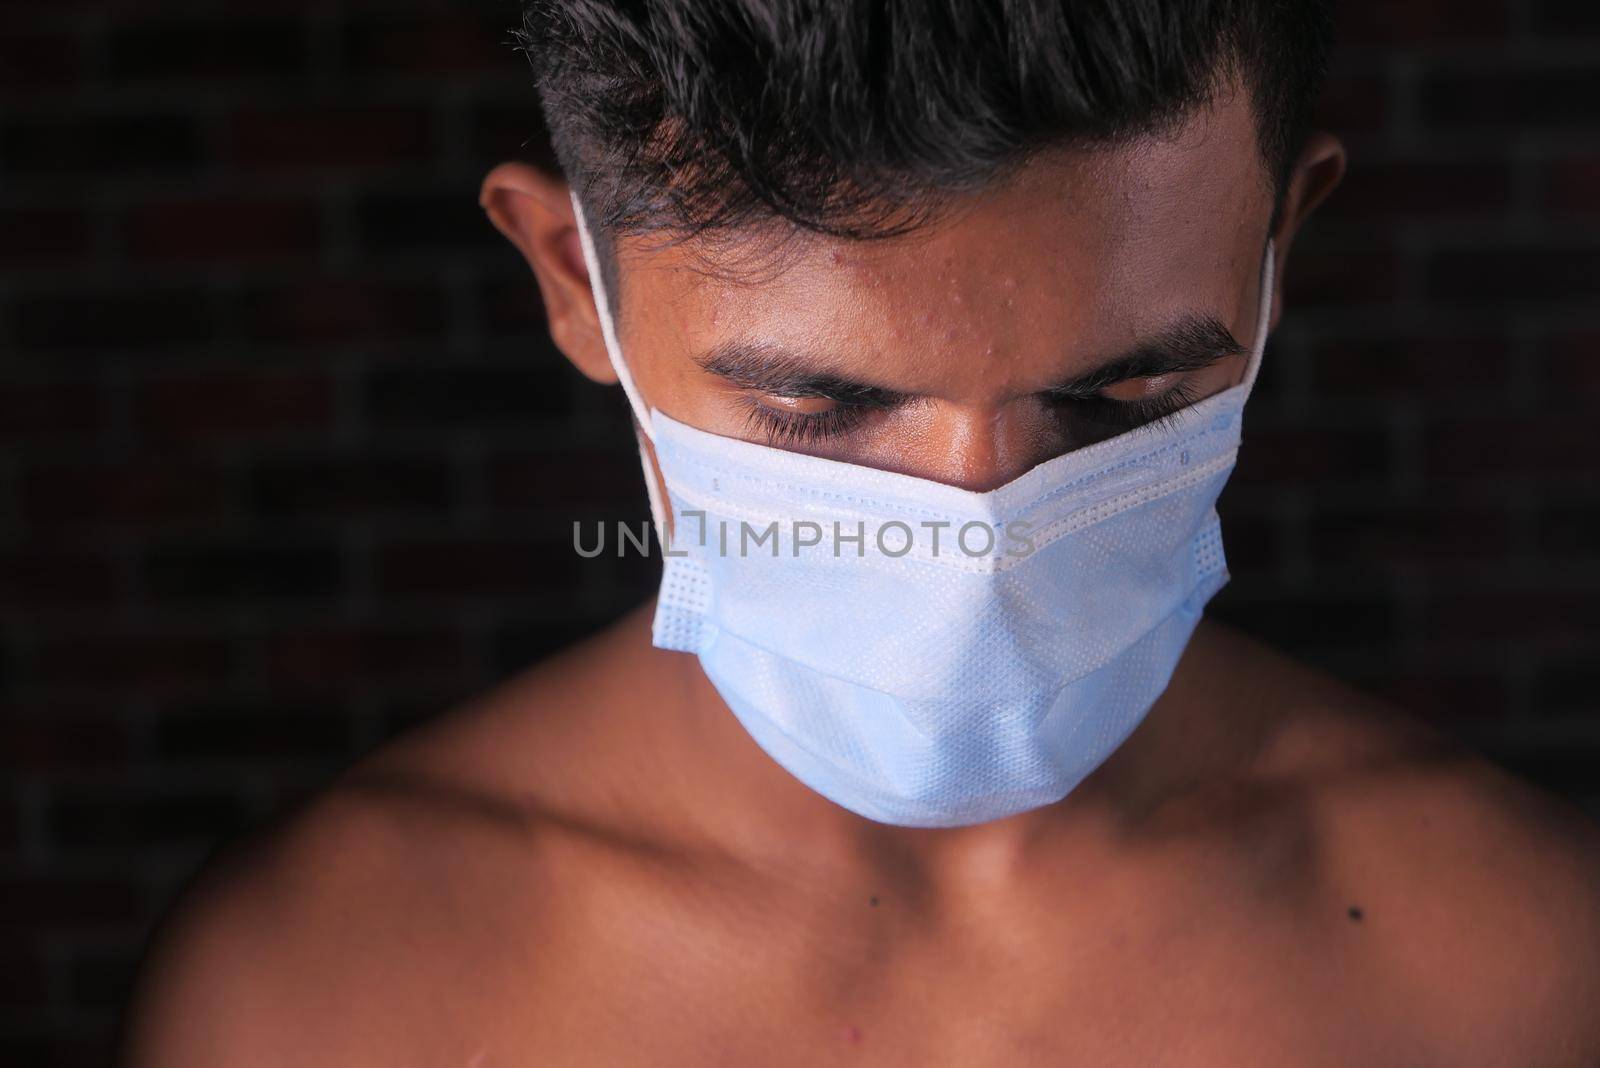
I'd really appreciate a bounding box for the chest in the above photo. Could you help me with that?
[470,896,1443,1068]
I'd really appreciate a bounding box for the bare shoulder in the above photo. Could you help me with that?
[118,784,496,1065]
[1210,624,1600,1057]
[119,607,663,1067]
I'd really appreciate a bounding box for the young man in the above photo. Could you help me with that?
[124,2,1600,1064]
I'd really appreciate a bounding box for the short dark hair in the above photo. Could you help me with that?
[517,0,1334,266]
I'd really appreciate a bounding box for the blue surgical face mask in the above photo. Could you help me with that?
[572,192,1274,828]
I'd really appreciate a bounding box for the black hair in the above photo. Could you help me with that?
[516,0,1334,279]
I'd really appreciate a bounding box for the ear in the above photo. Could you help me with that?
[479,162,618,385]
[1265,131,1347,332]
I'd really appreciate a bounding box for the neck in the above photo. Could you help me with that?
[637,599,1270,897]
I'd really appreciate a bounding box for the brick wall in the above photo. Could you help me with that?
[1,1,1596,1062]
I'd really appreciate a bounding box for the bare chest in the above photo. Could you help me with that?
[411,892,1457,1068]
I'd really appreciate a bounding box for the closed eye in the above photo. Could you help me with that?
[1044,376,1204,444]
[741,373,1205,447]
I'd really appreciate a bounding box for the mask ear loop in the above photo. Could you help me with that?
[632,423,670,549]
[571,192,654,438]
[1236,239,1276,400]
[570,191,670,542]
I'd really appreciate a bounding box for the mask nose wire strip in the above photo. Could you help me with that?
[571,192,654,440]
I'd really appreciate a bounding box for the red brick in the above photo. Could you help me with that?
[1372,670,1513,723]
[1542,331,1600,401]
[34,632,233,690]
[57,0,327,7]
[228,104,434,169]
[1424,417,1600,478]
[0,708,129,770]
[488,446,642,511]
[367,364,569,426]
[338,13,508,76]
[1307,502,1513,572]
[0,206,94,266]
[1338,0,1510,42]
[122,198,320,262]
[1233,422,1391,486]
[0,876,141,928]
[1536,501,1600,557]
[1311,68,1391,142]
[106,17,307,84]
[140,538,343,601]
[1420,589,1595,644]
[133,374,335,444]
[0,795,17,852]
[1532,0,1600,34]
[1209,588,1397,654]
[1533,646,1600,714]
[1282,235,1402,311]
[0,113,201,178]
[235,277,448,342]
[48,787,254,850]
[19,460,228,526]
[355,190,491,254]
[1306,332,1513,399]
[0,935,48,1008]
[247,454,455,517]
[338,0,486,9]
[1427,240,1600,304]
[375,536,583,597]
[152,700,351,763]
[1324,160,1513,222]
[1420,62,1600,130]
[1539,154,1600,216]
[0,0,93,8]
[261,625,467,692]
[0,381,105,443]
[12,288,217,352]
[0,547,121,607]
[0,30,82,91]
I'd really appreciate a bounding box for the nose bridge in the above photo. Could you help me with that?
[923,401,1047,493]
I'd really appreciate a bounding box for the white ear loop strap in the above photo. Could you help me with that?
[1238,239,1276,398]
[571,192,655,439]
[570,191,669,539]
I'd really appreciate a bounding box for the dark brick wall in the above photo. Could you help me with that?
[1,1,1596,1062]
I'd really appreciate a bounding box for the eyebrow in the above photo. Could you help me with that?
[692,313,1245,403]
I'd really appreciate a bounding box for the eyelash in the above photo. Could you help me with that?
[740,397,880,445]
[741,379,1203,446]
[1048,378,1204,438]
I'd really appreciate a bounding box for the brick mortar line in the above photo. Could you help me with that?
[0,247,528,292]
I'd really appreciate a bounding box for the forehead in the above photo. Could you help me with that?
[615,87,1273,396]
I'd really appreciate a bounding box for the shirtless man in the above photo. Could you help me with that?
[122,2,1600,1065]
